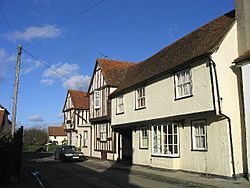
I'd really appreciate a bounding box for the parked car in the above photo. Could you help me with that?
[54,145,85,162]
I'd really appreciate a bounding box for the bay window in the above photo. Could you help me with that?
[152,123,179,156]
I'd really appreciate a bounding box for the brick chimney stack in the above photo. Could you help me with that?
[235,0,250,55]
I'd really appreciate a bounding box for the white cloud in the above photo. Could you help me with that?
[28,115,43,122]
[0,48,16,63]
[4,25,61,42]
[41,62,90,91]
[42,63,80,79]
[0,48,16,81]
[56,113,64,119]
[40,79,54,85]
[63,75,90,90]
[21,58,43,74]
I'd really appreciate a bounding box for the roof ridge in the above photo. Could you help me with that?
[110,9,236,96]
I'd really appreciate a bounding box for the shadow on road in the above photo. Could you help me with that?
[21,152,140,188]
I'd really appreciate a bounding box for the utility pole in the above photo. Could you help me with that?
[11,44,22,136]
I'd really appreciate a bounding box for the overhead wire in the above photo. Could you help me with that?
[21,0,106,89]
[35,0,105,41]
[0,6,19,47]
[22,48,84,88]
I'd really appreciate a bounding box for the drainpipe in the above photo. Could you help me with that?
[209,57,236,178]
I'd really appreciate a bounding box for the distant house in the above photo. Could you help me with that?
[63,89,90,155]
[0,104,11,133]
[87,58,134,160]
[48,125,67,145]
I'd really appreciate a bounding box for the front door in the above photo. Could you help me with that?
[121,129,132,164]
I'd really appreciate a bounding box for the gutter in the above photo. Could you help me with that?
[208,56,236,178]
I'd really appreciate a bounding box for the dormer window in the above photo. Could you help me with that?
[175,68,192,99]
[136,87,145,109]
[94,91,101,109]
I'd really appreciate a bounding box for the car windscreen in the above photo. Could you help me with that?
[63,146,77,152]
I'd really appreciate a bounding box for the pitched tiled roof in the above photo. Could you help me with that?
[48,126,67,136]
[96,58,136,87]
[234,48,250,64]
[110,10,235,96]
[0,110,4,128]
[68,89,89,110]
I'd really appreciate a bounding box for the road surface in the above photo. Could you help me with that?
[22,152,201,188]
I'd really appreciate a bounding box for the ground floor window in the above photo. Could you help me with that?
[139,127,148,149]
[83,131,88,147]
[152,123,179,157]
[100,124,107,142]
[192,120,207,150]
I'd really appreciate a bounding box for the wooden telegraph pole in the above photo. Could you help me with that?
[11,44,22,136]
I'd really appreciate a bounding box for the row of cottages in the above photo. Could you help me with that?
[0,104,11,134]
[63,89,91,156]
[48,125,67,145]
[108,6,249,178]
[62,1,250,178]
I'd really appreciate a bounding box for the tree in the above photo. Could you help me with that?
[23,126,48,146]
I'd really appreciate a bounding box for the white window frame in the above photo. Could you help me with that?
[136,87,145,109]
[116,95,124,114]
[192,120,207,151]
[83,131,88,147]
[151,123,179,157]
[100,124,107,142]
[139,128,148,149]
[94,90,101,109]
[175,68,192,99]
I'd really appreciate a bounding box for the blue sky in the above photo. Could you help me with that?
[0,0,234,129]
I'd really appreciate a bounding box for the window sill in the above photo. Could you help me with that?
[175,94,193,101]
[82,146,88,148]
[139,147,148,150]
[116,112,124,115]
[135,106,146,111]
[151,154,180,158]
[191,148,208,152]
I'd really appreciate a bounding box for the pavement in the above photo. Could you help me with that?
[81,158,250,188]
[5,153,250,188]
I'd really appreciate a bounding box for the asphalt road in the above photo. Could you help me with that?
[22,152,187,188]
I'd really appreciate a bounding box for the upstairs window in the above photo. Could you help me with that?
[94,91,101,109]
[100,124,107,142]
[192,120,207,151]
[136,87,145,109]
[175,69,192,99]
[116,95,124,114]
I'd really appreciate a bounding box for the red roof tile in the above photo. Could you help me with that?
[68,89,89,110]
[96,58,136,87]
[110,10,235,96]
[48,126,67,136]
[234,48,250,63]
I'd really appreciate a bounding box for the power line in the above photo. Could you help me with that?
[36,0,105,41]
[0,7,14,33]
[22,48,84,88]
[0,6,18,46]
